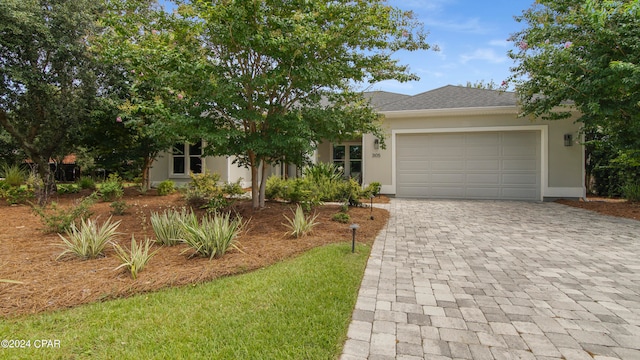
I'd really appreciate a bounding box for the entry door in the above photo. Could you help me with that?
[332,143,362,181]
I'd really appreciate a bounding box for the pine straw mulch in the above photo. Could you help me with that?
[0,188,389,318]
[556,196,640,221]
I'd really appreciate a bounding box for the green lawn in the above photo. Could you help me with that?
[0,243,370,360]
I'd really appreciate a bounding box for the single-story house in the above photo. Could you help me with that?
[150,85,585,201]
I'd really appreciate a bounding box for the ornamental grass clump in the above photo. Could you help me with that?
[151,208,197,246]
[283,205,319,238]
[57,217,121,260]
[113,235,159,279]
[180,212,243,260]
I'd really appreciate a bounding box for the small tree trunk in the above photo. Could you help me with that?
[141,155,154,192]
[249,151,260,209]
[33,160,56,205]
[259,159,267,208]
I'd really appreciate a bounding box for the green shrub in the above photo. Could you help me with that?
[365,181,382,196]
[622,182,640,202]
[180,212,244,259]
[222,178,245,197]
[57,216,121,260]
[265,175,287,200]
[2,185,34,204]
[77,176,96,190]
[337,178,365,206]
[151,208,197,246]
[99,174,124,202]
[113,235,159,279]
[185,171,243,211]
[1,164,26,187]
[57,183,80,194]
[157,179,175,196]
[331,212,351,224]
[283,205,319,238]
[303,163,343,183]
[32,194,96,233]
[110,200,129,215]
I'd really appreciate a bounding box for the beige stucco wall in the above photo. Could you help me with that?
[150,151,252,187]
[360,106,584,199]
[150,151,279,188]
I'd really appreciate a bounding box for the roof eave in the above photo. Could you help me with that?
[381,106,521,119]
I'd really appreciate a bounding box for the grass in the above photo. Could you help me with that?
[0,243,370,359]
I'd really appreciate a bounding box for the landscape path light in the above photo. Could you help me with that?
[349,223,360,253]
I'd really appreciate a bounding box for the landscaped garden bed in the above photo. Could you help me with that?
[0,188,389,318]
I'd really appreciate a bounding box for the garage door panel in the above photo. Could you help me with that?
[502,173,538,185]
[398,161,430,171]
[397,131,541,201]
[466,187,501,198]
[399,174,429,183]
[466,160,500,170]
[431,173,465,183]
[466,173,500,184]
[432,161,464,170]
[431,187,465,197]
[467,146,500,157]
[503,159,537,171]
[503,144,537,156]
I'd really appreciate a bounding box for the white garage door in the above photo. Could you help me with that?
[396,131,541,200]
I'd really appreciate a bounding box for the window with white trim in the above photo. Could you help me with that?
[172,141,202,175]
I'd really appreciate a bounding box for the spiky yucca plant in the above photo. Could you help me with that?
[283,205,319,238]
[150,208,197,246]
[113,235,159,279]
[57,217,121,260]
[180,212,244,260]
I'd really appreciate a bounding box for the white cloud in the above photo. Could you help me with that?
[489,39,510,47]
[424,17,493,34]
[460,48,508,64]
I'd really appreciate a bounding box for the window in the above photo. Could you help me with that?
[332,143,362,182]
[172,141,202,175]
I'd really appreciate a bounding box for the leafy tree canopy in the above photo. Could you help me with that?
[176,0,432,208]
[90,0,206,189]
[0,0,103,203]
[507,0,640,154]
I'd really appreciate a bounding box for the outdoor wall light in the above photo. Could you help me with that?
[564,134,573,146]
[373,138,380,150]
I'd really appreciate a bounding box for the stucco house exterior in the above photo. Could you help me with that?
[150,85,585,201]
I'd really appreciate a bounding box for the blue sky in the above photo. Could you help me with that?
[370,0,535,95]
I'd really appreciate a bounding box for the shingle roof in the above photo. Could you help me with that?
[369,85,517,111]
[363,91,412,108]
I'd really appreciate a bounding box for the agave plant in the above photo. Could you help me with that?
[283,205,319,238]
[113,235,159,280]
[57,217,121,260]
[180,212,244,259]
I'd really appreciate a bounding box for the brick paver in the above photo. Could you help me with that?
[340,199,640,359]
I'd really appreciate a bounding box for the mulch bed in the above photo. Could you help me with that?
[0,189,389,318]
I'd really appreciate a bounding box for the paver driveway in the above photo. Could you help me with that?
[341,199,640,360]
